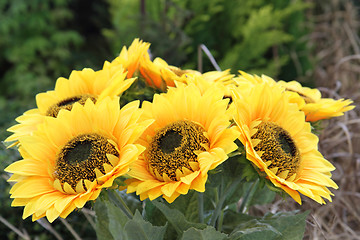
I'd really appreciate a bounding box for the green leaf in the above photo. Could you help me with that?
[107,202,129,240]
[221,211,255,234]
[117,190,143,215]
[261,211,309,240]
[181,226,228,240]
[169,190,199,223]
[96,195,168,240]
[227,210,309,240]
[124,211,167,240]
[229,219,281,240]
[240,182,276,207]
[143,199,168,225]
[94,199,115,240]
[95,196,129,240]
[152,200,207,234]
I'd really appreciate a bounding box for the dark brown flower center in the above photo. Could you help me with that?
[251,122,300,179]
[46,94,97,117]
[54,133,118,190]
[145,120,209,181]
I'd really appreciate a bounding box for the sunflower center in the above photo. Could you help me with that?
[159,130,183,154]
[54,133,119,190]
[252,122,300,179]
[46,94,97,117]
[145,120,209,181]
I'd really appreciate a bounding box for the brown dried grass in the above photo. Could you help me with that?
[251,0,360,239]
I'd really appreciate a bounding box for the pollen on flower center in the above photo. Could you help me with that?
[55,133,119,191]
[251,122,300,179]
[145,120,209,181]
[46,94,97,117]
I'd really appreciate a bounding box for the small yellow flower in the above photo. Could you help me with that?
[125,84,239,203]
[5,98,153,222]
[232,81,338,204]
[5,65,134,146]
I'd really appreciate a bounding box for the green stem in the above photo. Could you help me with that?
[198,192,204,223]
[238,179,259,214]
[209,177,242,227]
[217,209,225,232]
[107,190,134,219]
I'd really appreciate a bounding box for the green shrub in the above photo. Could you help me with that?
[105,0,312,79]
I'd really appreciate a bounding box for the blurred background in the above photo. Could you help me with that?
[0,0,359,239]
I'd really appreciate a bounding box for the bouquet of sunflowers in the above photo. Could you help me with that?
[4,39,354,239]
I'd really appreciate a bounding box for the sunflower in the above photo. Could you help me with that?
[235,70,355,122]
[173,69,234,89]
[125,84,239,203]
[5,98,153,222]
[139,56,201,90]
[107,38,151,78]
[232,81,338,204]
[277,80,355,122]
[5,65,135,146]
[173,71,238,116]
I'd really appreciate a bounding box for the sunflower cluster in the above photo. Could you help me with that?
[4,39,354,222]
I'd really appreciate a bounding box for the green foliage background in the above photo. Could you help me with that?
[0,0,313,239]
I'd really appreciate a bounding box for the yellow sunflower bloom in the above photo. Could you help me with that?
[202,69,235,85]
[277,80,355,122]
[235,70,355,122]
[107,38,150,78]
[139,56,200,90]
[173,72,237,116]
[125,84,239,203]
[232,81,338,204]
[5,65,135,146]
[5,98,153,222]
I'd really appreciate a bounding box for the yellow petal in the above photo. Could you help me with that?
[181,167,193,176]
[10,177,53,198]
[163,172,172,182]
[277,170,289,179]
[107,154,119,167]
[163,192,181,203]
[23,199,37,219]
[12,198,30,207]
[107,139,120,152]
[161,181,181,197]
[251,139,262,147]
[63,182,77,195]
[46,207,60,223]
[269,167,279,175]
[175,169,184,180]
[95,168,105,179]
[189,161,200,171]
[53,179,65,193]
[154,169,164,181]
[75,180,86,193]
[264,161,272,167]
[287,173,297,182]
[84,179,93,190]
[103,163,113,174]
